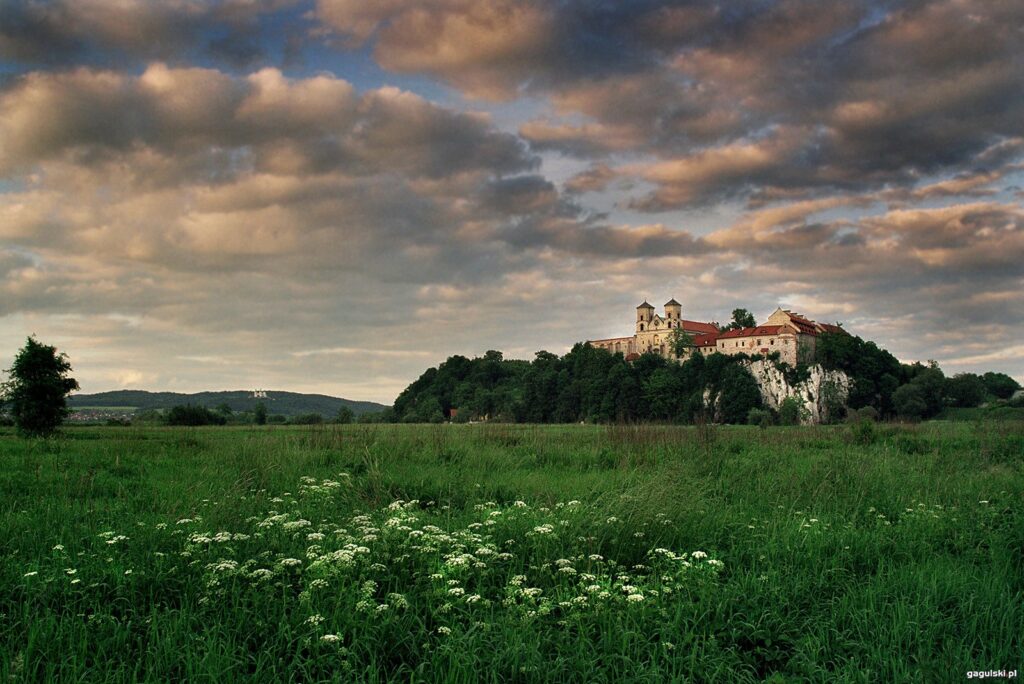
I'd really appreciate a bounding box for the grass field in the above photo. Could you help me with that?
[1,422,1021,682]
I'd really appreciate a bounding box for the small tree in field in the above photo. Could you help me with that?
[2,337,79,437]
[253,402,268,425]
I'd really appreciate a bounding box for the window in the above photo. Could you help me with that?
[639,324,644,331]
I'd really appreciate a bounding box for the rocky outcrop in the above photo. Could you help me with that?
[744,360,850,424]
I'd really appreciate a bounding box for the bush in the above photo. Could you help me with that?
[268,414,287,424]
[848,418,877,445]
[846,406,879,423]
[166,405,226,426]
[290,413,324,425]
[747,407,774,429]
[778,396,807,426]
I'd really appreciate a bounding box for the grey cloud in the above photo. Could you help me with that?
[0,66,535,180]
[0,0,301,68]
[320,0,1024,208]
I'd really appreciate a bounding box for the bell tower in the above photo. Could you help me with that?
[664,298,681,324]
[636,301,654,332]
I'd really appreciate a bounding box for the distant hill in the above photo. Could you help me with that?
[68,390,388,417]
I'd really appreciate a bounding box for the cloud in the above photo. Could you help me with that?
[314,0,1024,208]
[0,0,299,67]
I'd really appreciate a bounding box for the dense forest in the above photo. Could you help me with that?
[388,333,1021,425]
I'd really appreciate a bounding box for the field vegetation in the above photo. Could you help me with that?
[1,422,1021,681]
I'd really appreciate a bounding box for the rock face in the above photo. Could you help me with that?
[744,360,851,424]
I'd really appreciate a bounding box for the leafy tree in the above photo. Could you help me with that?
[290,413,324,425]
[669,327,694,359]
[816,332,902,415]
[724,308,756,331]
[945,373,986,408]
[981,372,1020,400]
[334,406,354,424]
[214,402,233,418]
[166,404,226,426]
[714,362,762,424]
[253,402,267,425]
[892,384,927,421]
[902,362,946,418]
[1,337,80,437]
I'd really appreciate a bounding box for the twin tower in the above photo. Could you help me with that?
[635,299,682,333]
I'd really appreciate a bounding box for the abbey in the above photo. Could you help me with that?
[588,300,844,367]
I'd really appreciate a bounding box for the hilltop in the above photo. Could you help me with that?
[68,390,388,418]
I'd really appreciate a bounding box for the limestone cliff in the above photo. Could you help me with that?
[744,359,850,424]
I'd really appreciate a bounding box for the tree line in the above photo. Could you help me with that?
[390,334,1020,424]
[2,334,1021,435]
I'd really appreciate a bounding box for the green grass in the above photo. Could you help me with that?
[1,422,1021,682]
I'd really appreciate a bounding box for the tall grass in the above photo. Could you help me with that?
[0,422,1021,681]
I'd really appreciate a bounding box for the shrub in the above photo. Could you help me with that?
[848,418,877,445]
[290,413,325,425]
[778,396,807,426]
[166,405,226,426]
[747,407,774,429]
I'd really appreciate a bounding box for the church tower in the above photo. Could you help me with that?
[664,298,681,324]
[636,301,654,332]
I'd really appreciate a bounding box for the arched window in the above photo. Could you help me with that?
[639,324,645,331]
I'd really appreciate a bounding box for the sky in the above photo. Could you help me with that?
[0,0,1022,404]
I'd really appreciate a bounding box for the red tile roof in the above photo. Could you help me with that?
[816,323,846,335]
[693,333,718,347]
[717,325,785,339]
[680,319,719,334]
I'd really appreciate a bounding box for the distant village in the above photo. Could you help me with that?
[588,300,845,366]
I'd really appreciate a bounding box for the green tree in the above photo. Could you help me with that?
[724,308,756,331]
[945,373,986,408]
[892,384,927,421]
[1,337,80,437]
[669,327,694,359]
[334,406,354,424]
[253,402,267,425]
[981,372,1020,400]
[166,404,226,426]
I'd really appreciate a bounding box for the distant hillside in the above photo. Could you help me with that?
[68,390,388,417]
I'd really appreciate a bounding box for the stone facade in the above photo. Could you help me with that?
[589,302,842,366]
[588,300,718,360]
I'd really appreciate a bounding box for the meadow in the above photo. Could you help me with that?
[0,421,1021,682]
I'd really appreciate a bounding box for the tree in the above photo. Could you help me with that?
[892,384,927,421]
[981,372,1020,400]
[945,373,986,408]
[1,337,79,437]
[253,402,268,425]
[334,406,354,424]
[166,404,226,426]
[669,327,694,359]
[724,308,756,331]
